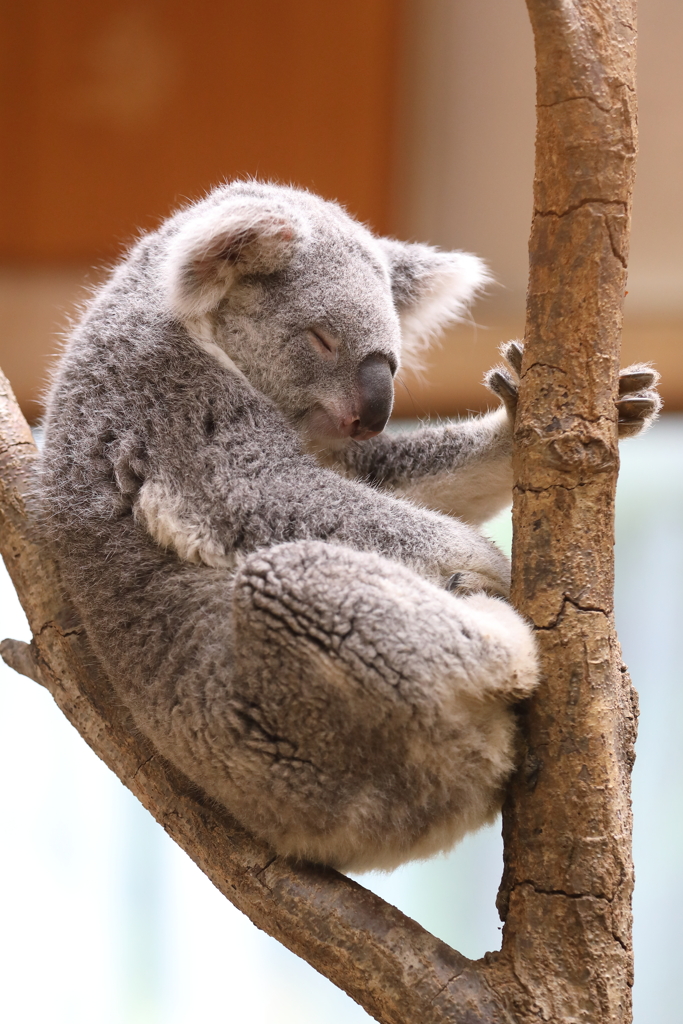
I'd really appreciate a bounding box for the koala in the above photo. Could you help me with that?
[37,181,661,872]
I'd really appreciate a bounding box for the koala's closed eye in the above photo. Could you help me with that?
[307,328,339,362]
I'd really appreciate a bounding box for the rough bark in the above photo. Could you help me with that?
[494,1,639,1022]
[0,1,638,1021]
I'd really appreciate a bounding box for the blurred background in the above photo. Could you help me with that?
[0,1,681,1022]
[2,0,682,419]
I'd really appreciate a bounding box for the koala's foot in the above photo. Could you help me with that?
[226,540,539,873]
[446,569,507,598]
[484,342,662,438]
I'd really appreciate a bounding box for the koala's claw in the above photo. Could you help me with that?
[618,367,658,395]
[617,363,662,437]
[501,340,524,375]
[483,340,523,419]
[486,369,517,405]
[619,396,657,417]
[446,572,464,591]
[446,570,509,600]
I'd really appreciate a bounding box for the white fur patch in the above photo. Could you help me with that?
[397,455,513,527]
[136,480,235,569]
[458,593,539,702]
[185,316,247,379]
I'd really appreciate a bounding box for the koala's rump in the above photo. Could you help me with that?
[45,511,514,873]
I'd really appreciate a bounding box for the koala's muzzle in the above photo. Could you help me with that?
[353,354,394,439]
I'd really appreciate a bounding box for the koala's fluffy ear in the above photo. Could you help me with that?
[164,200,301,319]
[379,239,490,367]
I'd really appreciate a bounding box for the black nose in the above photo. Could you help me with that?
[356,354,394,435]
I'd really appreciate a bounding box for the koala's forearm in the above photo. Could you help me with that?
[332,407,513,525]
[133,447,510,595]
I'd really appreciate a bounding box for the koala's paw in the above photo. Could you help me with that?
[483,340,523,420]
[617,364,662,438]
[485,345,662,439]
[446,569,510,601]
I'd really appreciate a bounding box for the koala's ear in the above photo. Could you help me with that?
[164,200,301,319]
[379,239,490,366]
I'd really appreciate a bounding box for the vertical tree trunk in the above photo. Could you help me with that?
[496,2,639,1021]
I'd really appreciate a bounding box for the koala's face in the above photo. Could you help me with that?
[213,233,403,446]
[162,182,488,447]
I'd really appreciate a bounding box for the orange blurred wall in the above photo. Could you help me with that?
[0,0,398,263]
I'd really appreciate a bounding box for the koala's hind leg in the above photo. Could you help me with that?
[225,540,538,873]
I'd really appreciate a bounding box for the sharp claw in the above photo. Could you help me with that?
[446,572,463,592]
[617,396,659,420]
[486,369,518,401]
[619,370,658,395]
[618,420,649,438]
[501,340,523,376]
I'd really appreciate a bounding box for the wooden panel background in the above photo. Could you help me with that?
[0,0,397,263]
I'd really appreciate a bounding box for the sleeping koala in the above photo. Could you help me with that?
[38,181,660,872]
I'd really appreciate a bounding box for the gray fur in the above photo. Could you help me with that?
[37,182,547,872]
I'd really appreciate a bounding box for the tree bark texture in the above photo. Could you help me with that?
[0,2,639,1021]
[495,1,639,1022]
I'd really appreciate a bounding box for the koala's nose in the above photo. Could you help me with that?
[353,354,394,438]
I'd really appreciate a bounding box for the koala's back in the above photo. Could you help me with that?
[40,243,287,683]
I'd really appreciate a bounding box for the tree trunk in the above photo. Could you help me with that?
[0,1,638,1021]
[494,1,639,1021]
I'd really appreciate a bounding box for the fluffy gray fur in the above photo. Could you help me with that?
[37,181,660,872]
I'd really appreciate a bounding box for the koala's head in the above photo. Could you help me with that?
[162,182,488,447]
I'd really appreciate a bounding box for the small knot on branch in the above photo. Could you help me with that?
[0,638,46,686]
